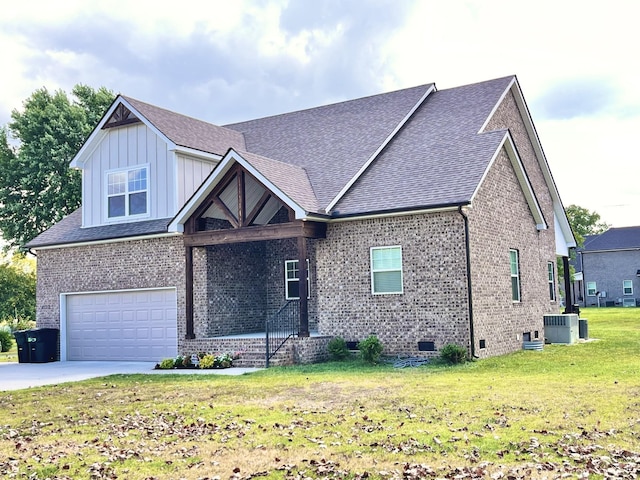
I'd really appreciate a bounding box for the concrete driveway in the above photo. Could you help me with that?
[0,361,261,391]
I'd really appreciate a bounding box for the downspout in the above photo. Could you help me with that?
[458,206,476,358]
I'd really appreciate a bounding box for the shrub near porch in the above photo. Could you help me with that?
[0,307,639,479]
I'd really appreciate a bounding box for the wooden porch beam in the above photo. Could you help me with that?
[212,196,240,228]
[183,220,326,247]
[246,191,272,226]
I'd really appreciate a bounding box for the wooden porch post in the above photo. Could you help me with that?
[185,245,195,339]
[298,236,309,337]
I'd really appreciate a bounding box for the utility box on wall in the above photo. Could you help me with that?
[543,314,579,344]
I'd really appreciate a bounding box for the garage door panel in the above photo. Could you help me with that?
[66,289,177,361]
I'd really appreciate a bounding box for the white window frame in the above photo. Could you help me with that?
[370,246,403,295]
[284,259,310,300]
[510,249,520,302]
[587,281,597,297]
[623,280,633,296]
[548,261,556,301]
[105,164,150,221]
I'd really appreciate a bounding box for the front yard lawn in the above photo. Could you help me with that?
[1,307,639,479]
[0,338,17,363]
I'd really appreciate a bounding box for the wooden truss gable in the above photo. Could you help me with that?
[182,162,326,339]
[182,163,326,246]
[102,103,141,129]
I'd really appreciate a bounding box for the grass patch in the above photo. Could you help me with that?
[0,338,17,363]
[1,307,640,478]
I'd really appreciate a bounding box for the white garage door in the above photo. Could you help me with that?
[66,289,177,361]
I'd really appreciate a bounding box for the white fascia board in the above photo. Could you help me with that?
[328,205,460,223]
[326,84,437,212]
[471,132,547,230]
[507,79,577,247]
[168,149,307,232]
[30,231,182,251]
[477,76,517,134]
[502,133,547,230]
[172,145,223,163]
[69,98,119,168]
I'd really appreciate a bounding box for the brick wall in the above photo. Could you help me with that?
[264,238,318,329]
[466,90,558,357]
[205,242,267,336]
[35,235,187,335]
[315,212,471,357]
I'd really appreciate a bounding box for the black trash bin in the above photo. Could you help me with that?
[14,328,59,363]
[13,330,30,363]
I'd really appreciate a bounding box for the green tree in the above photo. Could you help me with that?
[557,204,610,304]
[0,85,114,249]
[0,252,36,322]
[565,204,610,247]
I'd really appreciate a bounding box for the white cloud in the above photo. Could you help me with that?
[1,0,639,227]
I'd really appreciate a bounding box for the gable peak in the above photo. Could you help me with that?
[103,102,141,129]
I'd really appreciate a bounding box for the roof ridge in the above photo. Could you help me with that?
[224,83,435,127]
[121,95,223,128]
[324,84,436,212]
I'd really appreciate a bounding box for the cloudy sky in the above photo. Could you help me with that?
[1,0,638,227]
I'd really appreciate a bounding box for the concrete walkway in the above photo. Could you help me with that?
[0,361,262,391]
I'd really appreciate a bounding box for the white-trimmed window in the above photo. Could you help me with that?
[371,246,403,294]
[285,259,310,300]
[510,249,520,302]
[623,280,633,296]
[587,281,597,296]
[106,166,148,219]
[548,261,556,301]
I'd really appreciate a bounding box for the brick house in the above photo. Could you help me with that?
[574,227,640,307]
[26,75,576,366]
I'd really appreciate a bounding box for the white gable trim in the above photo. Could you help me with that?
[325,84,437,213]
[472,132,547,230]
[70,96,177,169]
[172,145,223,162]
[477,76,517,135]
[482,77,576,249]
[168,149,307,233]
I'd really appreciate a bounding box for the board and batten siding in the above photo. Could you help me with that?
[82,124,177,227]
[176,154,217,207]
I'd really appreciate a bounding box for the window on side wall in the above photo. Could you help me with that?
[586,282,597,296]
[509,249,520,302]
[371,246,403,294]
[106,166,148,219]
[548,261,556,301]
[285,259,310,300]
[623,280,633,295]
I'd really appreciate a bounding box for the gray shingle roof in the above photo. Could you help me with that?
[224,84,433,209]
[582,227,640,251]
[29,76,520,248]
[333,77,513,215]
[26,209,174,248]
[123,96,246,156]
[237,150,320,214]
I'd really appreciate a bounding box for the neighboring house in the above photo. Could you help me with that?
[574,227,640,307]
[26,75,576,366]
